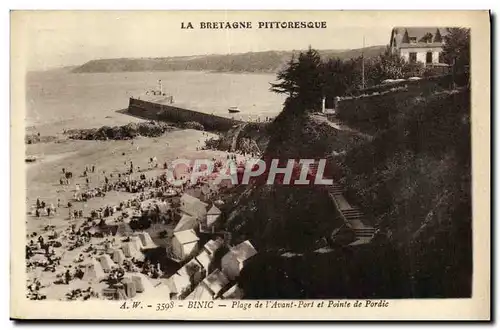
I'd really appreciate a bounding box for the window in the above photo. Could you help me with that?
[426,52,433,64]
[409,37,417,43]
[409,52,417,63]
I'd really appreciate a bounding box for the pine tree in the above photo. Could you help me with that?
[442,28,470,69]
[270,46,325,112]
[433,28,443,43]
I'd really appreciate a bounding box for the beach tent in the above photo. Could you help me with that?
[116,222,134,237]
[173,214,198,232]
[122,278,137,298]
[130,236,144,251]
[172,229,199,261]
[200,204,221,233]
[83,258,106,282]
[121,242,142,259]
[130,273,155,293]
[221,240,258,280]
[98,254,117,272]
[138,232,156,249]
[178,258,205,285]
[222,283,244,299]
[202,269,230,299]
[195,250,214,273]
[168,272,192,300]
[112,249,126,264]
[204,238,224,256]
[179,193,208,219]
[185,282,214,300]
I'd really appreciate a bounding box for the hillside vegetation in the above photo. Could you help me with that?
[72,46,386,73]
[226,88,471,299]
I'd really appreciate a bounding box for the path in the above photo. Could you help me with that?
[309,113,373,141]
[230,123,248,152]
[327,183,376,245]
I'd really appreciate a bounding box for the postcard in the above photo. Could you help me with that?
[10,10,490,320]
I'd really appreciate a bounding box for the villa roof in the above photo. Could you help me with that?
[390,27,449,49]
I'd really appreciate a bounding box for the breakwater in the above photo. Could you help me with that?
[127,98,245,131]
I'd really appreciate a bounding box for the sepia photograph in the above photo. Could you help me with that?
[10,10,490,320]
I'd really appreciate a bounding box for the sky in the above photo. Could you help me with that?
[11,11,421,71]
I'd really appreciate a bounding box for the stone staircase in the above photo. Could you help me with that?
[326,185,376,244]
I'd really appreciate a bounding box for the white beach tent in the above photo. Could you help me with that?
[98,254,117,272]
[83,258,106,282]
[112,249,126,264]
[138,232,157,249]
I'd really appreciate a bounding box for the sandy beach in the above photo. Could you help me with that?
[25,124,233,300]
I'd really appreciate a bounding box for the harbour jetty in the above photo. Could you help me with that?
[127,97,245,131]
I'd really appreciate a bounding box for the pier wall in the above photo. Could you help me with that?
[128,98,245,131]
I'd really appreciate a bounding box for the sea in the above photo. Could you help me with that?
[25,70,285,135]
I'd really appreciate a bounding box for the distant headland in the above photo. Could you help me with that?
[71,46,386,74]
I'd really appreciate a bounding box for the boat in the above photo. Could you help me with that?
[25,156,37,163]
[228,106,240,113]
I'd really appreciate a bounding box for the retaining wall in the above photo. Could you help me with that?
[128,98,245,131]
[335,74,458,133]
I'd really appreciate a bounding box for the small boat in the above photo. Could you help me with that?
[228,106,240,113]
[25,156,37,163]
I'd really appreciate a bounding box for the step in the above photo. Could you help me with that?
[354,230,376,234]
[343,208,360,212]
[354,228,376,232]
[344,214,364,219]
[344,215,364,219]
[354,234,374,238]
[343,211,361,215]
[355,230,376,234]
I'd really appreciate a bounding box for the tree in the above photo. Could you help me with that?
[365,46,424,85]
[270,46,325,112]
[367,47,407,84]
[321,57,359,97]
[433,28,443,43]
[442,28,470,70]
